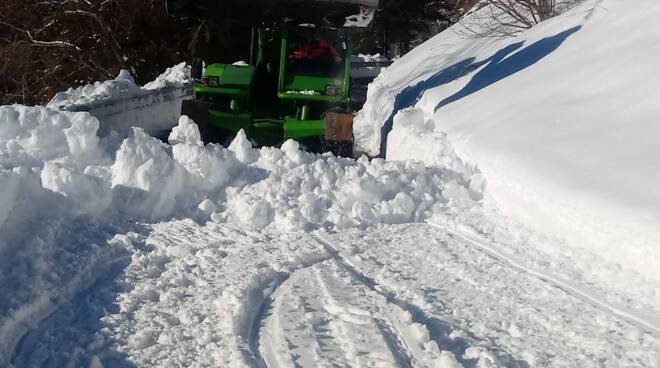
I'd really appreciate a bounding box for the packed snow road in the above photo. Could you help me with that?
[10,220,660,368]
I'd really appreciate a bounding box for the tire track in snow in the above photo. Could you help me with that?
[245,239,335,368]
[246,253,334,368]
[311,260,416,367]
[258,258,420,367]
[310,232,477,367]
[427,222,660,338]
[375,321,415,368]
[256,233,455,367]
[5,252,132,367]
[247,272,289,368]
[260,272,350,368]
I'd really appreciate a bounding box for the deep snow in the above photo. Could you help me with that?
[356,0,660,282]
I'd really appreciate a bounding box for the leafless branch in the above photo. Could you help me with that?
[457,0,578,38]
[64,9,127,66]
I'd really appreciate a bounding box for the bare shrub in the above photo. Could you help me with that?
[458,0,581,38]
[0,0,199,105]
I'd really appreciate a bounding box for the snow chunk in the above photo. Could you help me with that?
[111,128,184,219]
[228,130,258,164]
[41,161,112,216]
[143,62,191,90]
[0,105,105,169]
[168,115,202,146]
[172,139,239,191]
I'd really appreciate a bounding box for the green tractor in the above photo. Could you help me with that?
[167,0,379,157]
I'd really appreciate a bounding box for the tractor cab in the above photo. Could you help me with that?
[168,0,378,156]
[282,26,348,95]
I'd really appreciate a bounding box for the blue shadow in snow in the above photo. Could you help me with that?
[378,25,581,156]
[434,25,582,112]
[379,42,524,155]
[8,221,147,368]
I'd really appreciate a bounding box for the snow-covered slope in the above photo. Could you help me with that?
[357,0,660,281]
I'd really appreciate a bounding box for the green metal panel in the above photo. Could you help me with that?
[221,65,254,88]
[251,121,284,147]
[204,63,255,89]
[282,75,339,92]
[195,86,248,96]
[204,64,226,78]
[277,92,348,103]
[342,31,352,98]
[208,109,252,132]
[278,30,287,93]
[283,117,326,139]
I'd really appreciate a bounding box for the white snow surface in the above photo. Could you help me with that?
[7,219,660,367]
[356,0,660,281]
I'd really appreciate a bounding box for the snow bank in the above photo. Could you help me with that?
[48,63,193,137]
[358,0,660,281]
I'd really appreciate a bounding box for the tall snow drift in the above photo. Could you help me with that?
[356,0,660,280]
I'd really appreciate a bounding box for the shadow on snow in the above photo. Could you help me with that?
[7,220,148,368]
[379,25,581,155]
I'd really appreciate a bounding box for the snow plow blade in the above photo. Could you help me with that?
[324,113,353,157]
[166,0,377,27]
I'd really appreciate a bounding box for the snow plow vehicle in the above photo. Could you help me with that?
[167,0,379,156]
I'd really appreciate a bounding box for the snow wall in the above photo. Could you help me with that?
[355,0,660,281]
[47,63,193,138]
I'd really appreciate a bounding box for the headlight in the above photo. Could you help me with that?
[207,76,220,87]
[326,85,339,96]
